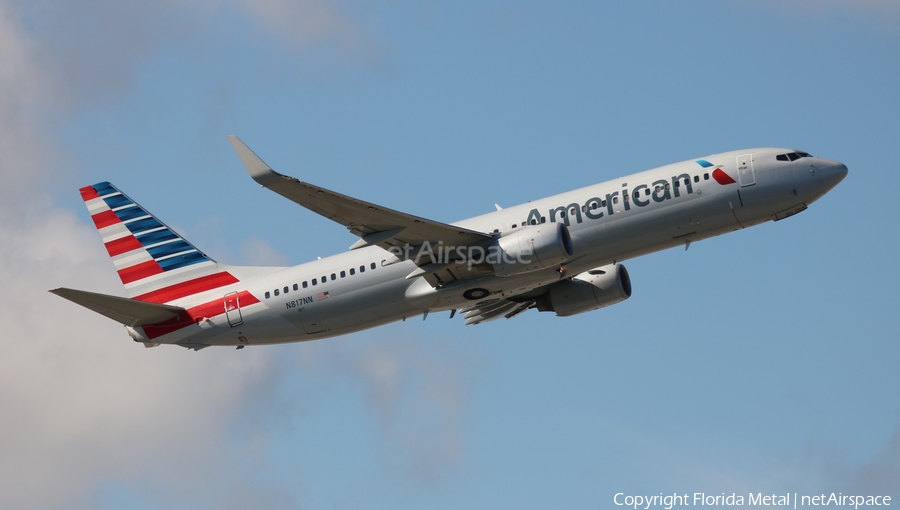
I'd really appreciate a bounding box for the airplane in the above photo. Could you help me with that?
[51,137,848,350]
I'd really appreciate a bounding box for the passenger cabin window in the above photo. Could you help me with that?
[274,289,280,296]
[283,286,289,294]
[694,175,700,183]
[321,275,326,282]
[265,291,270,299]
[370,262,376,270]
[331,273,336,281]
[340,270,346,278]
[303,281,308,288]
[360,265,365,273]
[350,268,355,275]
[704,173,709,180]
[512,223,517,228]
[312,278,317,286]
[293,284,298,291]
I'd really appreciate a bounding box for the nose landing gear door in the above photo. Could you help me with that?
[224,292,243,327]
[737,153,756,187]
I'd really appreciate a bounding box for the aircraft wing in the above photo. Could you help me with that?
[228,136,492,254]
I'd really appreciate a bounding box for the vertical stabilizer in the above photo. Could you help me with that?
[79,182,240,304]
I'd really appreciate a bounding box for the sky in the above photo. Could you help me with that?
[1,1,898,508]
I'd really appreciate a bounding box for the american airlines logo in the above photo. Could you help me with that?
[698,159,736,185]
[522,167,726,228]
[384,164,737,270]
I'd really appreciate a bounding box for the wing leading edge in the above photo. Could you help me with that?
[228,136,492,255]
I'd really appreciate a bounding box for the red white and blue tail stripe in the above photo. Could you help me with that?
[80,182,239,304]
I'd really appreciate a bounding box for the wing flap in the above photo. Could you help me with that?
[461,298,535,325]
[50,288,187,327]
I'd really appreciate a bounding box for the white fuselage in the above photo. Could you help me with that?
[149,148,847,347]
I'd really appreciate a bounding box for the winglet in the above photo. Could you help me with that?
[228,135,284,186]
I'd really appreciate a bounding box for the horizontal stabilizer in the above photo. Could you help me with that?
[50,288,186,327]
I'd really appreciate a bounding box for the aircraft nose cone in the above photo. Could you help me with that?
[805,159,847,202]
[821,161,848,190]
[836,162,848,181]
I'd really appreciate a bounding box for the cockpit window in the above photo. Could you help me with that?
[776,151,813,162]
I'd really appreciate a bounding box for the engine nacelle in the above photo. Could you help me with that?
[535,263,632,316]
[489,223,573,277]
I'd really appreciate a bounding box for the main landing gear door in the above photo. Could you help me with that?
[737,154,756,187]
[224,292,243,327]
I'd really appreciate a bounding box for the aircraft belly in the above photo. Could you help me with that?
[572,194,738,264]
[163,305,292,346]
[730,185,789,227]
[282,278,418,337]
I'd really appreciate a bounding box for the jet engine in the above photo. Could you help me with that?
[535,263,631,316]
[489,223,573,276]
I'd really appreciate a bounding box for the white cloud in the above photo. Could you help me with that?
[203,0,387,63]
[295,336,472,483]
[0,186,472,508]
[239,236,291,266]
[0,194,292,507]
[0,2,456,506]
[358,341,469,481]
[231,0,358,47]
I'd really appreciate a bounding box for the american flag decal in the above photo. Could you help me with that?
[317,291,330,301]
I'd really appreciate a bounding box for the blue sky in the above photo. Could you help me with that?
[1,1,898,508]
